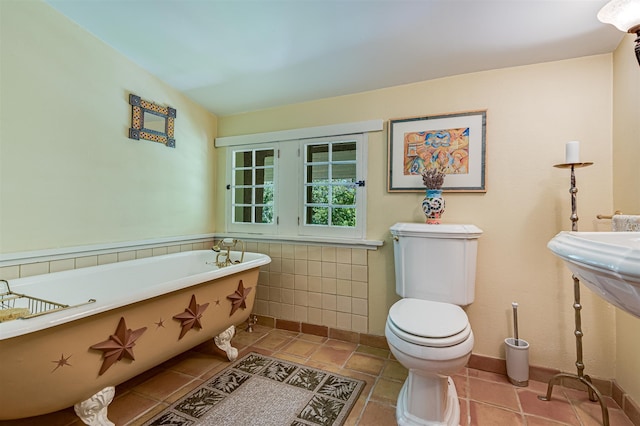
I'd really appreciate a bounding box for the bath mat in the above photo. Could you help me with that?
[143,352,365,426]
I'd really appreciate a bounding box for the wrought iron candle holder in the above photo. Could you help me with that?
[538,162,610,426]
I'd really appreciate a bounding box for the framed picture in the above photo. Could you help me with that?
[387,110,487,192]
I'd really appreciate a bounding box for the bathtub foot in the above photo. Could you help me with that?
[246,314,258,332]
[214,325,238,361]
[74,386,115,426]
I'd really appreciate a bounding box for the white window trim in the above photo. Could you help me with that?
[221,121,383,245]
[227,145,278,235]
[225,135,367,240]
[299,134,366,239]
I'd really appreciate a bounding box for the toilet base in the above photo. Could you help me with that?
[396,375,460,426]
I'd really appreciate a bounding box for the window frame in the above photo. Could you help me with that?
[299,135,366,239]
[224,134,367,241]
[227,145,279,235]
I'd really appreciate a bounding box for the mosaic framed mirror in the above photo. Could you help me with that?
[128,94,176,148]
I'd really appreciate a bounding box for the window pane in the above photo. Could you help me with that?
[255,187,264,204]
[255,206,274,224]
[307,165,328,183]
[256,168,275,185]
[333,142,356,161]
[262,167,274,184]
[235,169,252,185]
[306,206,328,225]
[307,144,329,163]
[234,206,252,223]
[255,149,274,167]
[265,185,274,203]
[234,151,252,167]
[255,186,274,204]
[265,206,274,223]
[332,185,355,205]
[306,185,328,204]
[332,207,356,227]
[331,164,356,182]
[256,168,264,184]
[234,187,253,204]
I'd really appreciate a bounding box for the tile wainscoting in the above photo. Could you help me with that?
[0,239,216,279]
[248,242,370,334]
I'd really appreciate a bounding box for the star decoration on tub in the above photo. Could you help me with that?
[227,280,252,316]
[90,317,147,376]
[155,318,165,329]
[173,295,209,340]
[51,353,72,372]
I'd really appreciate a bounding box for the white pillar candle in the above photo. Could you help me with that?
[565,141,580,164]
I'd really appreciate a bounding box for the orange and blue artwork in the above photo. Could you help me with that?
[403,127,470,175]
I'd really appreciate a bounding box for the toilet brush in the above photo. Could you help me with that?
[512,302,519,346]
[506,301,529,386]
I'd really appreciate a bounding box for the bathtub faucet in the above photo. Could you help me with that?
[212,238,245,268]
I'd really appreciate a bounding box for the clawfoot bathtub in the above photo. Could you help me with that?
[0,249,270,423]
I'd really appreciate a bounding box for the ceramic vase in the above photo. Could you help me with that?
[422,189,445,224]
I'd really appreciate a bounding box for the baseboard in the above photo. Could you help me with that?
[468,353,613,393]
[467,353,640,425]
[253,314,640,425]
[614,381,640,426]
[471,354,592,391]
[254,315,388,349]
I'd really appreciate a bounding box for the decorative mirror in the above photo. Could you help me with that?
[128,94,176,148]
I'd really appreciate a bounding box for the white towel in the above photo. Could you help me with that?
[612,215,640,232]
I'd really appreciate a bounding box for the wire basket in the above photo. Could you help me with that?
[0,279,95,321]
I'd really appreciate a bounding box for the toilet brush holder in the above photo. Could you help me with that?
[504,338,529,387]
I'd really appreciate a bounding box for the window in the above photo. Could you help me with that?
[226,135,366,240]
[231,148,275,226]
[304,141,357,227]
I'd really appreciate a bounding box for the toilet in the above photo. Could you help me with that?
[385,223,482,426]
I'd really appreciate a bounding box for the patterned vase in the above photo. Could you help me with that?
[422,189,445,224]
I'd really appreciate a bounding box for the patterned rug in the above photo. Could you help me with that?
[143,352,365,426]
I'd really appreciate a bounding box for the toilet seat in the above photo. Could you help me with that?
[387,298,471,347]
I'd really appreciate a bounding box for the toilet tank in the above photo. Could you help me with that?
[390,223,483,305]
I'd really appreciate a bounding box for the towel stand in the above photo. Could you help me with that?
[596,210,622,219]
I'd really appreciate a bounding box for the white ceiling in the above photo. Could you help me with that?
[44,0,623,116]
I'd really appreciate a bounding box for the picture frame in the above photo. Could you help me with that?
[387,110,487,192]
[128,94,177,148]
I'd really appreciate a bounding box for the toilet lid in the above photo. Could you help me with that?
[388,299,471,347]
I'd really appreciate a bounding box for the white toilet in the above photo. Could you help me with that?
[385,223,482,426]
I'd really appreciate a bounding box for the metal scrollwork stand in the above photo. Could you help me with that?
[538,162,609,426]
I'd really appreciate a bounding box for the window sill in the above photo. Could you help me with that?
[213,233,383,250]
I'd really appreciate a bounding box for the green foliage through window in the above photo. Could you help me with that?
[307,181,356,227]
[304,140,357,228]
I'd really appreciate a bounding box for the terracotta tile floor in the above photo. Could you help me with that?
[3,325,634,426]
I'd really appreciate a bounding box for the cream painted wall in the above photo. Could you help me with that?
[4,0,627,390]
[218,55,618,378]
[0,1,217,254]
[612,35,640,215]
[612,34,640,404]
